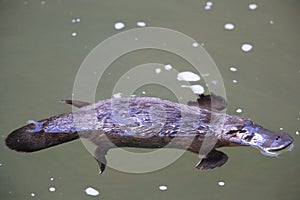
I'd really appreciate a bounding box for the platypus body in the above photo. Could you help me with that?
[5,94,293,174]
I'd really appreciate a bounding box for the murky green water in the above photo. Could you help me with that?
[1,0,299,199]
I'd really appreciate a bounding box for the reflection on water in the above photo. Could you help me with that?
[0,0,299,200]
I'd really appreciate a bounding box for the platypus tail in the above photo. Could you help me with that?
[5,122,79,152]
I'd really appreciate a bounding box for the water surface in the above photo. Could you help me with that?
[0,0,299,200]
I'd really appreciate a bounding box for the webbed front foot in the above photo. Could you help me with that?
[195,150,228,170]
[94,145,111,175]
[95,156,107,175]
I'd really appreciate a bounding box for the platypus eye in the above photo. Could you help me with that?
[242,133,254,142]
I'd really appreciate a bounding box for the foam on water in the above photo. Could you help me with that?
[177,71,200,81]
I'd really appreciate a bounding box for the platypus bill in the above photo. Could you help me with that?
[5,94,294,174]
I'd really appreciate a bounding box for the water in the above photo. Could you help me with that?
[1,0,299,200]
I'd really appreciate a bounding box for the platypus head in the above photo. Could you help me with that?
[228,121,294,156]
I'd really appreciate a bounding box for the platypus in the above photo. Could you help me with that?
[5,94,294,174]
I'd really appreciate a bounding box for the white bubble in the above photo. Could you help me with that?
[241,43,253,52]
[114,22,125,30]
[232,79,238,83]
[206,1,213,6]
[236,108,243,113]
[30,193,35,197]
[249,3,258,10]
[50,177,54,181]
[76,18,81,23]
[142,91,146,95]
[192,42,199,47]
[229,67,237,72]
[85,187,99,196]
[164,64,173,70]
[280,127,283,131]
[177,71,201,81]
[137,21,146,27]
[49,187,56,192]
[71,32,77,37]
[113,93,122,98]
[204,1,213,10]
[72,19,76,23]
[204,5,211,10]
[296,131,299,135]
[224,23,235,30]
[218,181,225,186]
[159,185,168,191]
[155,68,161,74]
[211,80,218,85]
[41,1,45,5]
[269,20,274,24]
[181,85,205,94]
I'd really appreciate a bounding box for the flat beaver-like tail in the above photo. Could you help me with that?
[5,124,79,152]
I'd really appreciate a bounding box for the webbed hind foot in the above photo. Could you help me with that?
[187,93,227,111]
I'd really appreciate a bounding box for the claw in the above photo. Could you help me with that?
[60,100,90,108]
